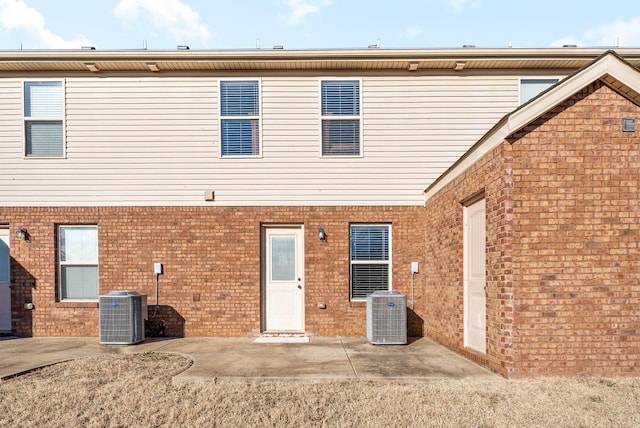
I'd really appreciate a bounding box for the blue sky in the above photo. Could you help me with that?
[1,0,640,50]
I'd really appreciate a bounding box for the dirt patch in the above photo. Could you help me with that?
[1,353,639,427]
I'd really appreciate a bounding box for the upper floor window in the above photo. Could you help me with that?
[24,81,64,157]
[321,80,361,156]
[220,80,260,156]
[350,224,391,300]
[520,78,559,105]
[58,225,99,301]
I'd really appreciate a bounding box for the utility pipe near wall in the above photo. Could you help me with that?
[153,262,163,317]
[411,274,415,311]
[410,262,419,311]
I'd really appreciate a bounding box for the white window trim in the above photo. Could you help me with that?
[22,79,67,159]
[319,78,363,158]
[518,76,561,105]
[218,78,263,159]
[58,225,99,302]
[349,223,392,301]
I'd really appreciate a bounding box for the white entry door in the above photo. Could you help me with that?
[264,227,304,332]
[0,228,11,332]
[464,198,486,354]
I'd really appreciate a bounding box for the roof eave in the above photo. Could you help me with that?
[2,47,640,73]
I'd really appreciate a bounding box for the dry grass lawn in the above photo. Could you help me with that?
[1,353,640,427]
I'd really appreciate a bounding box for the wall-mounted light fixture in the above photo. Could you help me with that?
[318,228,326,242]
[16,228,29,241]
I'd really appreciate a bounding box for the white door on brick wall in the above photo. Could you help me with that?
[264,226,304,332]
[0,228,11,332]
[464,198,486,354]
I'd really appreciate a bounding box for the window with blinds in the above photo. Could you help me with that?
[350,224,391,300]
[24,81,64,157]
[520,78,559,104]
[58,225,98,300]
[321,80,361,156]
[220,80,260,156]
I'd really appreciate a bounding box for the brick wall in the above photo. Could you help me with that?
[425,142,515,376]
[3,205,425,338]
[507,82,640,376]
[425,81,640,377]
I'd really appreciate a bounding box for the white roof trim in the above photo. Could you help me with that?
[3,47,640,73]
[424,52,640,201]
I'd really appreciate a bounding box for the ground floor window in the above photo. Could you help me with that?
[350,224,391,300]
[58,225,98,300]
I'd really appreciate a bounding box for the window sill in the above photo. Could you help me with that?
[348,301,367,308]
[219,154,263,159]
[23,155,66,160]
[55,301,98,309]
[320,154,363,159]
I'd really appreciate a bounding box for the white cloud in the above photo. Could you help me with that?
[114,0,211,42]
[551,17,640,47]
[0,0,92,48]
[448,0,475,14]
[403,28,423,38]
[281,0,333,25]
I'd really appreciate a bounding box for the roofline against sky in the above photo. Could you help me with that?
[3,46,640,74]
[2,46,640,60]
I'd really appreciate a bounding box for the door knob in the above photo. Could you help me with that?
[297,284,302,289]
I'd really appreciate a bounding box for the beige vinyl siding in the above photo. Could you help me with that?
[262,77,319,157]
[1,77,217,205]
[0,72,556,206]
[0,80,23,159]
[362,75,516,192]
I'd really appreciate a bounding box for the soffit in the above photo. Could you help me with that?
[601,74,640,105]
[2,48,640,73]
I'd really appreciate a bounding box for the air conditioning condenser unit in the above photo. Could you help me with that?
[366,290,407,345]
[99,290,148,345]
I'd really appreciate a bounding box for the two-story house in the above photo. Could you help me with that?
[1,47,639,377]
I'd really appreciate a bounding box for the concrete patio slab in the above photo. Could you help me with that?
[0,336,497,382]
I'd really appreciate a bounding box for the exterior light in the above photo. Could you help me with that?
[16,228,29,241]
[318,228,326,241]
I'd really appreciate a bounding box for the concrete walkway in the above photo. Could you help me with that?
[0,336,497,382]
